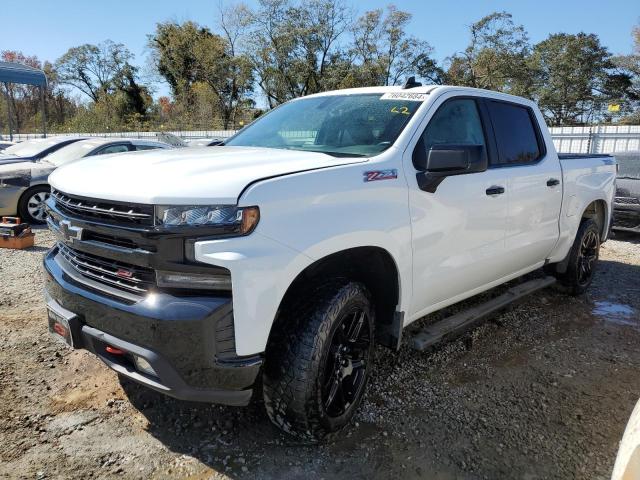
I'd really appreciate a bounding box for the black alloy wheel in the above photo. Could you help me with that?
[322,308,371,418]
[576,229,599,287]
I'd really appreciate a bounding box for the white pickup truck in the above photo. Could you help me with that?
[43,83,616,440]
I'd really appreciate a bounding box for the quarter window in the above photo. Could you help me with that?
[487,101,542,165]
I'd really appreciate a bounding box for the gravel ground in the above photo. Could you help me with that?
[1,227,639,479]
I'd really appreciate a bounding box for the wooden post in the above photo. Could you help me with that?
[40,85,47,138]
[4,82,13,141]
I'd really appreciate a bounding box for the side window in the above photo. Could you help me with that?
[96,144,130,155]
[134,144,161,151]
[487,101,542,165]
[420,98,486,151]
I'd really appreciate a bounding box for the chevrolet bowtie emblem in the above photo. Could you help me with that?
[59,219,83,243]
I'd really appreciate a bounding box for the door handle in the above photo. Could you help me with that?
[546,178,560,187]
[486,186,505,196]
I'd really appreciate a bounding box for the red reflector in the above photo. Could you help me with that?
[105,346,125,355]
[53,322,67,337]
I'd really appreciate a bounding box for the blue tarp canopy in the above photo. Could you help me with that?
[1,62,48,139]
[0,61,47,87]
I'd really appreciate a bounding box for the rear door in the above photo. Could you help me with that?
[485,100,562,271]
[405,94,511,318]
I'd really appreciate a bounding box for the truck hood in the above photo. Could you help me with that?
[49,146,366,205]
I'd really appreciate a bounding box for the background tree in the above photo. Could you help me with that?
[349,6,440,87]
[4,4,640,134]
[610,22,640,102]
[56,41,133,101]
[248,0,352,106]
[529,33,612,125]
[55,40,152,125]
[149,20,254,128]
[148,22,203,108]
[446,12,531,95]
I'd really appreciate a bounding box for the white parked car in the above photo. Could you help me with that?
[0,136,85,164]
[44,84,616,440]
[0,138,171,223]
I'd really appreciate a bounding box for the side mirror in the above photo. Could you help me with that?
[413,143,488,193]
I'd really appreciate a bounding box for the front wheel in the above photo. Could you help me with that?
[18,185,51,224]
[547,218,601,295]
[262,281,374,441]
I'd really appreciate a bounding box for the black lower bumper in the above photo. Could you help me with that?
[44,246,261,406]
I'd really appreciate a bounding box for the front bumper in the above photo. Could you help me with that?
[0,185,24,216]
[44,246,262,406]
[613,205,640,233]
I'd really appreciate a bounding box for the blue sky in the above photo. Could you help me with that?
[2,0,638,100]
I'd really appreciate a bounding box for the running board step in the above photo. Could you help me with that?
[410,276,556,352]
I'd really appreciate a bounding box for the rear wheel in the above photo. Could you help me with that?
[546,218,600,295]
[262,281,374,441]
[18,185,51,224]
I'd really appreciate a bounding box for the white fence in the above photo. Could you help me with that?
[549,125,640,154]
[3,130,238,142]
[5,125,640,154]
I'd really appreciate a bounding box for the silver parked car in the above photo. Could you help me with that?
[0,138,171,223]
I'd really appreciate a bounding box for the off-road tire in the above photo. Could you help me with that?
[17,184,51,224]
[262,281,374,441]
[546,218,600,295]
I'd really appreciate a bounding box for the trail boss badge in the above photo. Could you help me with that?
[363,169,398,182]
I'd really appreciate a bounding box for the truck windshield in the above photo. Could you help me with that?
[225,93,423,157]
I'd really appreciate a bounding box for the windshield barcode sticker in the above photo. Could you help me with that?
[380,92,428,101]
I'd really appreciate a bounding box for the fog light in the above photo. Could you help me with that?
[155,270,232,290]
[133,355,157,377]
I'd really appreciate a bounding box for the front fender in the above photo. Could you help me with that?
[195,158,412,356]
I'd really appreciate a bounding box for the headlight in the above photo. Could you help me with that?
[155,205,260,234]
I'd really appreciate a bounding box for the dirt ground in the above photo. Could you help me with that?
[1,228,639,480]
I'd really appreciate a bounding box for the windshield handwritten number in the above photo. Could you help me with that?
[391,105,410,115]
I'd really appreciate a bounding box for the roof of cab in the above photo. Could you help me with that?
[303,85,439,98]
[300,84,538,108]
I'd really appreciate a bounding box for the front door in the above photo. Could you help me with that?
[405,95,510,320]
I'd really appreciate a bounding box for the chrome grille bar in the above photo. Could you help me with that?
[52,190,153,224]
[58,243,154,295]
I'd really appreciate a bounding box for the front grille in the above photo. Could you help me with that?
[58,243,155,295]
[52,190,154,226]
[83,231,144,250]
[615,196,640,205]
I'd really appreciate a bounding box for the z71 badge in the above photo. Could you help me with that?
[363,169,398,182]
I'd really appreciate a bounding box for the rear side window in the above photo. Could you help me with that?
[488,101,542,165]
[96,144,130,155]
[134,144,162,151]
